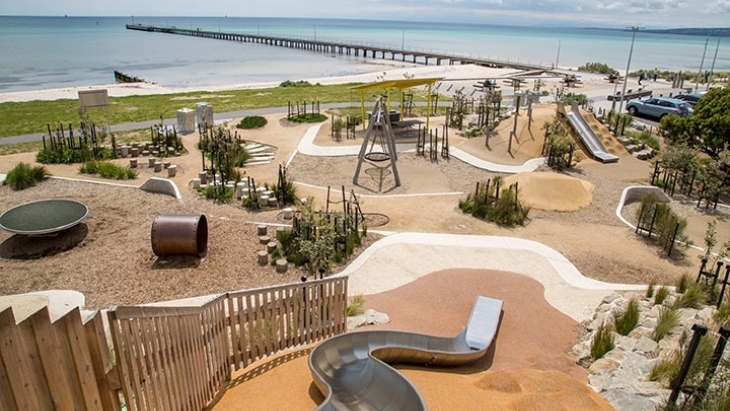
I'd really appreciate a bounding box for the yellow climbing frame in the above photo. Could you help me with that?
[350,77,443,130]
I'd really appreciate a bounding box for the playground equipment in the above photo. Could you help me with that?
[150,214,208,257]
[352,98,401,192]
[563,102,618,163]
[0,199,89,235]
[309,295,503,410]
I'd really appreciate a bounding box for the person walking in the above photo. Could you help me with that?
[653,68,658,82]
[638,71,644,85]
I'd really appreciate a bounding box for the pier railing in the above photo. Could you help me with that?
[126,24,552,71]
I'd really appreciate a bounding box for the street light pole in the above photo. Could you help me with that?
[707,33,722,91]
[618,27,639,114]
[555,39,561,69]
[695,35,709,92]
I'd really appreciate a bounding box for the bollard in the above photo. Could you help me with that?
[283,208,293,220]
[130,147,139,157]
[163,161,171,169]
[129,159,138,168]
[148,157,156,168]
[167,165,177,178]
[198,171,208,185]
[257,250,269,266]
[276,258,288,273]
[267,242,277,254]
[192,178,201,189]
[259,235,270,245]
[257,225,268,236]
[154,161,163,173]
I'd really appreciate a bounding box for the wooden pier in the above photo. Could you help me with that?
[126,24,551,72]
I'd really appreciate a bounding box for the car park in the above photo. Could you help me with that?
[673,93,705,106]
[626,97,692,119]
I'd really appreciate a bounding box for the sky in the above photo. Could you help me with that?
[2,0,730,28]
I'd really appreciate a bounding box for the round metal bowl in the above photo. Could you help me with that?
[0,199,89,235]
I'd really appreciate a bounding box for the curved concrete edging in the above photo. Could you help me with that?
[49,176,182,199]
[614,185,706,253]
[333,232,646,322]
[296,124,545,173]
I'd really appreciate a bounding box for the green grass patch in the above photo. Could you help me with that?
[0,83,368,138]
[0,142,43,156]
[3,162,49,190]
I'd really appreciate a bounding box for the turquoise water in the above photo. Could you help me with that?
[0,16,727,93]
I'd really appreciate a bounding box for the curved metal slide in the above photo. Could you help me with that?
[566,107,618,163]
[308,296,503,410]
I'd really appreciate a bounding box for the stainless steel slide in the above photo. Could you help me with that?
[566,107,618,163]
[308,296,503,410]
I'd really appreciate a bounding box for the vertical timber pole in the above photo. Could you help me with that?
[669,324,708,404]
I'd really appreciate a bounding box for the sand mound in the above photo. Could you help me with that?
[503,172,594,211]
[474,370,523,393]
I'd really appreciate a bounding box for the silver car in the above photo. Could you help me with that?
[626,97,692,119]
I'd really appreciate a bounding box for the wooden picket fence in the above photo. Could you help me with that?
[0,277,348,410]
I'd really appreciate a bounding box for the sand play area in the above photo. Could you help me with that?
[1,65,726,409]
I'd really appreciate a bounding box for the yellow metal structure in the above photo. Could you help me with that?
[350,77,443,130]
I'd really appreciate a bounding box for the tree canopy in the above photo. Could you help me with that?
[660,87,730,157]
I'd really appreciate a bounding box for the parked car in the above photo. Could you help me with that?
[673,92,705,106]
[626,97,692,119]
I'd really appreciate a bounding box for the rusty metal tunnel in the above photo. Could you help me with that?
[151,214,208,258]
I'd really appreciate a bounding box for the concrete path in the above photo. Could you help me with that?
[336,232,645,323]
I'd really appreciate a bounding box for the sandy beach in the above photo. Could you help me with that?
[0,63,626,103]
[1,62,720,410]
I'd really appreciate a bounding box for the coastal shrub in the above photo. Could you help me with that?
[79,161,137,180]
[201,185,234,204]
[674,283,708,309]
[590,322,615,360]
[614,297,640,336]
[488,187,530,226]
[624,129,660,152]
[654,286,671,305]
[578,62,616,75]
[646,281,656,298]
[560,92,588,106]
[3,162,49,190]
[543,117,578,170]
[288,113,327,123]
[714,301,730,328]
[676,273,692,294]
[236,116,268,129]
[652,306,680,342]
[346,295,366,316]
[649,349,682,384]
[279,80,313,87]
[36,146,96,164]
[459,178,530,227]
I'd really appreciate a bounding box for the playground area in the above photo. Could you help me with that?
[1,89,728,409]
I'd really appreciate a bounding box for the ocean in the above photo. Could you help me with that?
[0,16,728,93]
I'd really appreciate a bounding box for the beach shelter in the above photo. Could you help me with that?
[350,77,443,131]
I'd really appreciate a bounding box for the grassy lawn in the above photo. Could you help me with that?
[0,82,443,139]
